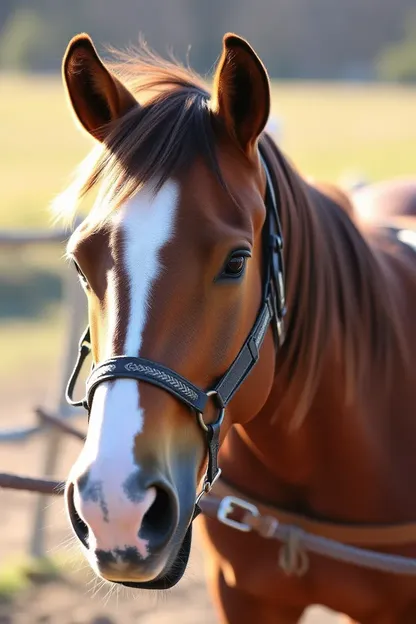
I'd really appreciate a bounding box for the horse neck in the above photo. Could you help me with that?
[264,136,406,421]
[222,138,408,496]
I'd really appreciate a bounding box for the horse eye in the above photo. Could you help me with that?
[222,251,251,279]
[73,261,88,286]
[226,256,245,275]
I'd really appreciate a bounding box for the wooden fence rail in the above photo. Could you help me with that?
[0,473,64,496]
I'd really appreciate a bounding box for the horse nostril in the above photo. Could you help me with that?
[141,484,178,551]
[66,478,178,555]
[66,481,89,548]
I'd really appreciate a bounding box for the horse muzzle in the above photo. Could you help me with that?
[65,462,197,588]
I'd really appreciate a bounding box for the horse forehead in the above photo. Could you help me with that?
[109,179,224,262]
[110,181,180,245]
[68,181,180,260]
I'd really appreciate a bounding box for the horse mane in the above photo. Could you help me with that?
[261,135,409,425]
[54,44,409,425]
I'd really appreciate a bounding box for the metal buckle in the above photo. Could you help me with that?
[217,495,260,532]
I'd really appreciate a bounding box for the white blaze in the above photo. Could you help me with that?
[71,181,179,559]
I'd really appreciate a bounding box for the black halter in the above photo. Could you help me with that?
[65,145,286,589]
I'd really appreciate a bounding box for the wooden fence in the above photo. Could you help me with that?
[0,227,85,558]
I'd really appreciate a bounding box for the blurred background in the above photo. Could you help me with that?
[0,2,415,623]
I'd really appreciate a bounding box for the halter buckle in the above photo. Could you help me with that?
[217,495,260,532]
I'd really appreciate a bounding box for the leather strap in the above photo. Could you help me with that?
[65,326,91,410]
[213,297,273,406]
[67,294,275,415]
[203,478,416,547]
[205,418,222,488]
[86,355,209,413]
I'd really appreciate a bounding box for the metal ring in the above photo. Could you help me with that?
[196,389,226,431]
[196,411,209,432]
[206,389,225,409]
[195,468,222,505]
[197,405,225,432]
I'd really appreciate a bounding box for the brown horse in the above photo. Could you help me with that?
[313,178,416,227]
[57,32,416,623]
[352,178,416,230]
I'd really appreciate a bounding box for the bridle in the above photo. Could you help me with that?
[65,143,286,589]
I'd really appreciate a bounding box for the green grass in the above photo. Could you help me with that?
[0,553,83,602]
[0,74,92,230]
[271,81,416,182]
[0,555,60,601]
[1,75,415,230]
[0,74,415,380]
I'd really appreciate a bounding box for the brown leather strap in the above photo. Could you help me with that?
[201,478,416,547]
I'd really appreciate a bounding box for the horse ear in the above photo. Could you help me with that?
[211,33,270,154]
[63,33,138,141]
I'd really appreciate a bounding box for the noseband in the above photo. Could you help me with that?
[65,146,286,589]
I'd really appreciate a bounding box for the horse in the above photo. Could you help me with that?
[56,32,416,623]
[311,178,416,226]
[352,178,416,231]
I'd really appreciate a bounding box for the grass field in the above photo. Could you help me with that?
[2,75,416,229]
[0,74,415,378]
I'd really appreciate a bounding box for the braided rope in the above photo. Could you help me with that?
[123,362,199,401]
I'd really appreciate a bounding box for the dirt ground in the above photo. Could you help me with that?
[0,373,343,623]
